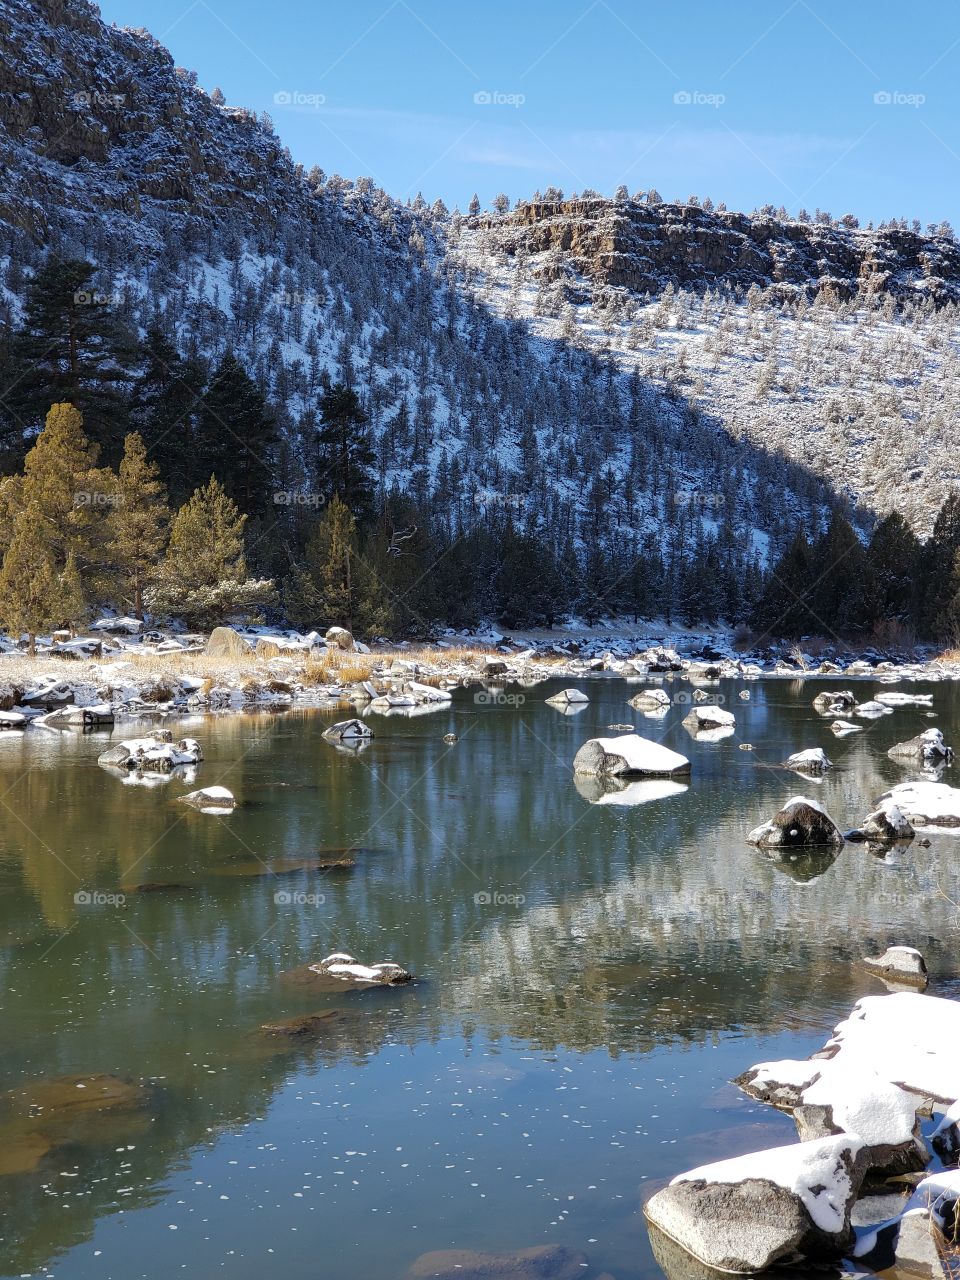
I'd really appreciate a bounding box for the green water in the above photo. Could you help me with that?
[0,676,958,1279]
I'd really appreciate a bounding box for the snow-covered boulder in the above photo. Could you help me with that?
[813,690,856,715]
[831,719,861,736]
[0,709,26,730]
[855,700,895,719]
[91,616,143,634]
[98,734,201,773]
[862,946,928,987]
[641,646,684,672]
[573,734,690,779]
[178,786,236,814]
[309,952,411,986]
[322,719,373,743]
[545,688,589,707]
[875,781,960,829]
[204,626,254,659]
[736,1056,927,1176]
[747,796,844,848]
[682,705,735,732]
[847,801,915,842]
[783,747,833,774]
[888,728,954,765]
[324,626,354,651]
[628,688,671,710]
[643,1135,869,1273]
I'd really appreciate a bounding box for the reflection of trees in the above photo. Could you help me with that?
[0,683,957,1272]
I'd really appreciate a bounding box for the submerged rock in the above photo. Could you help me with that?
[573,734,690,778]
[407,1245,588,1280]
[178,786,236,813]
[747,796,844,848]
[643,1135,869,1273]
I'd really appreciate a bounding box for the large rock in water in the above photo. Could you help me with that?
[747,796,844,847]
[846,800,915,842]
[205,626,253,659]
[573,734,690,778]
[875,781,960,829]
[888,728,954,765]
[643,1136,869,1273]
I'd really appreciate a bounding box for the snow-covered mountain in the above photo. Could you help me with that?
[1,0,954,621]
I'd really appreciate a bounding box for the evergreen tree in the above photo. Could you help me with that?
[810,511,872,636]
[866,512,921,632]
[920,493,960,639]
[283,495,387,636]
[752,529,816,638]
[147,476,275,627]
[7,258,134,459]
[198,353,279,521]
[107,432,170,618]
[0,504,75,652]
[131,328,208,505]
[316,383,376,520]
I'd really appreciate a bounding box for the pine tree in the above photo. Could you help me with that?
[920,494,960,639]
[0,504,65,652]
[283,495,387,636]
[131,328,208,506]
[7,258,135,459]
[316,384,376,520]
[198,353,279,521]
[147,476,275,627]
[107,432,170,618]
[810,512,873,636]
[866,512,921,632]
[752,529,816,639]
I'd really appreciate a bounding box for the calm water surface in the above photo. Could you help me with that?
[1,674,959,1279]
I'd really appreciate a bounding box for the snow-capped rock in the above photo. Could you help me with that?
[747,796,844,848]
[572,735,691,778]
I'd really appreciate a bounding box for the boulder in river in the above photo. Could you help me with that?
[888,728,954,765]
[573,734,691,779]
[846,801,915,842]
[813,690,856,714]
[178,786,236,813]
[545,688,589,707]
[682,706,735,732]
[643,1135,869,1273]
[322,718,373,743]
[310,952,412,986]
[862,946,928,988]
[782,747,833,774]
[628,688,671,710]
[875,781,960,829]
[746,796,844,848]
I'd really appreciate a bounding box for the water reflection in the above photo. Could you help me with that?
[0,679,958,1278]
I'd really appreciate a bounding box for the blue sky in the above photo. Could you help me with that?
[98,0,958,224]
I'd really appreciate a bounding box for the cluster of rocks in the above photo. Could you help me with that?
[646,991,960,1275]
